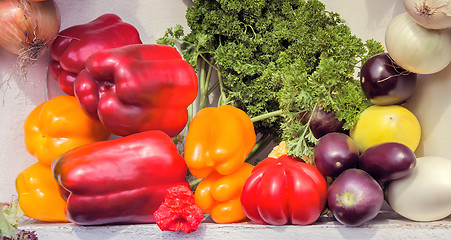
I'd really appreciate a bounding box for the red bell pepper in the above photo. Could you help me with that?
[74,44,198,137]
[52,130,189,225]
[241,155,327,226]
[49,13,142,95]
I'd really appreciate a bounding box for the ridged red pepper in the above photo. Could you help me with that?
[52,130,189,225]
[74,44,198,137]
[241,155,327,226]
[49,13,142,95]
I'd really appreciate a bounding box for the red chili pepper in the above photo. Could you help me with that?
[154,185,204,233]
[74,44,198,137]
[49,13,142,95]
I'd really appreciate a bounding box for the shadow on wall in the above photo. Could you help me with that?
[182,0,194,7]
[364,0,406,29]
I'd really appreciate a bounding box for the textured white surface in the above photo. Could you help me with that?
[19,212,451,240]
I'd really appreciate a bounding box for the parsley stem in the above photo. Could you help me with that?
[198,60,207,109]
[250,109,283,122]
[246,133,275,165]
[301,103,318,140]
[217,71,228,106]
[199,59,214,110]
[207,80,219,96]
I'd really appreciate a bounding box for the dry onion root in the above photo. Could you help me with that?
[0,0,60,79]
[403,0,451,29]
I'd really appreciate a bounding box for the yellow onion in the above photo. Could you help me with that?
[0,0,60,61]
[403,0,451,29]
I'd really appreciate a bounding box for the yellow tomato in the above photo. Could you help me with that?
[350,105,421,153]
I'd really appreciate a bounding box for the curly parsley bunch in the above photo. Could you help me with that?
[159,0,383,158]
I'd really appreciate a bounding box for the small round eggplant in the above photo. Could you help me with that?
[327,169,384,226]
[314,132,359,178]
[299,106,346,139]
[358,142,416,186]
[360,53,417,106]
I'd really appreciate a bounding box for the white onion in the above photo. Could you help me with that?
[403,0,451,29]
[385,12,451,74]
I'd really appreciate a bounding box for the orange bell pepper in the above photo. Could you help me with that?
[184,105,256,178]
[24,95,110,166]
[16,162,68,222]
[194,162,253,223]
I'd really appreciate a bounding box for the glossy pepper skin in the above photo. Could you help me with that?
[241,155,327,226]
[24,95,110,167]
[184,105,256,178]
[74,44,198,137]
[16,162,68,222]
[52,130,189,225]
[49,13,142,95]
[194,162,253,224]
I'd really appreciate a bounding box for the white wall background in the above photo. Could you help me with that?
[2,0,447,203]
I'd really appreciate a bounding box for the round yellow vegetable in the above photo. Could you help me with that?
[350,105,421,153]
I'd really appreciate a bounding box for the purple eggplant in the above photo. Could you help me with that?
[327,168,384,226]
[314,132,359,178]
[299,106,346,139]
[358,142,416,186]
[360,53,417,106]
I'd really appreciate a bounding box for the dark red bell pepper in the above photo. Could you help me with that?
[49,13,142,95]
[52,130,189,225]
[74,44,198,137]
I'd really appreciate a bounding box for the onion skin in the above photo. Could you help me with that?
[0,0,60,57]
[385,12,451,74]
[403,0,451,30]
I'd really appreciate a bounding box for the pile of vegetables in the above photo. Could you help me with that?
[310,0,451,226]
[0,0,451,238]
[158,0,383,159]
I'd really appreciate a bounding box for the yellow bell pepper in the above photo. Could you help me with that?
[24,95,110,166]
[184,105,256,178]
[194,162,253,224]
[16,162,68,222]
